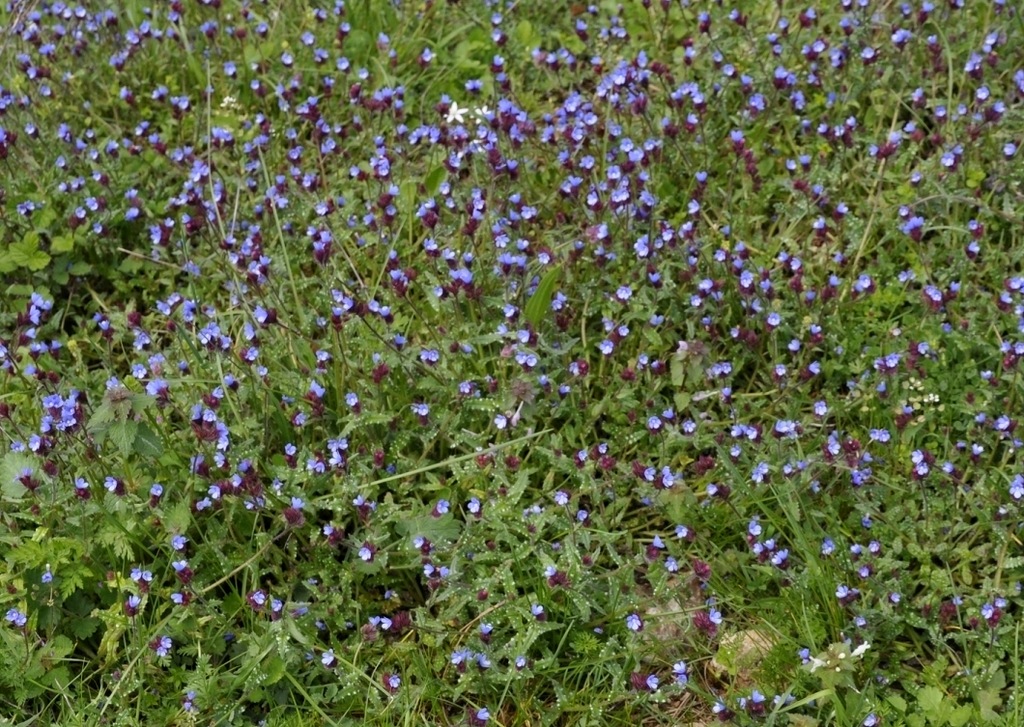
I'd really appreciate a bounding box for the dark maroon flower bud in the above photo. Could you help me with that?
[390,611,411,633]
[372,363,390,383]
[283,505,305,527]
[693,559,712,582]
[175,565,193,585]
[693,609,718,638]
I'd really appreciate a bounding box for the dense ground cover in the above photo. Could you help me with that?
[1,0,1024,724]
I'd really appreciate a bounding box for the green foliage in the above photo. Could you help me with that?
[1,0,1023,724]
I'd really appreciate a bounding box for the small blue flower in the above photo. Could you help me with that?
[5,608,27,628]
[672,661,688,685]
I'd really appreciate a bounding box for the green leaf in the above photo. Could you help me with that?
[393,514,462,543]
[58,566,87,598]
[525,268,560,327]
[947,704,972,727]
[68,617,102,640]
[163,499,193,535]
[10,232,51,271]
[917,685,945,715]
[285,616,311,647]
[515,19,539,47]
[425,166,446,196]
[5,283,35,299]
[263,654,286,685]
[35,205,57,229]
[37,665,72,694]
[130,394,156,413]
[977,689,1001,721]
[670,358,685,387]
[400,178,418,214]
[97,528,134,561]
[133,423,164,458]
[0,248,15,274]
[1,451,38,501]
[887,694,908,713]
[107,420,139,457]
[50,234,75,254]
[44,635,75,660]
[965,166,986,190]
[87,402,118,433]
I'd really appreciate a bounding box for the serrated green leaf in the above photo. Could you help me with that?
[263,654,287,685]
[50,234,75,254]
[58,568,86,599]
[948,704,972,727]
[35,206,57,229]
[0,249,15,274]
[393,514,462,543]
[5,283,35,298]
[10,232,51,271]
[87,402,118,433]
[515,19,539,47]
[977,687,1002,721]
[68,617,102,640]
[45,635,75,660]
[97,528,134,561]
[1,451,39,501]
[107,420,138,457]
[130,394,156,413]
[163,498,193,534]
[917,685,944,714]
[133,423,164,458]
[285,616,311,647]
[887,694,908,713]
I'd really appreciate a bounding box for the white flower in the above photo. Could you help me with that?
[473,105,492,121]
[446,102,467,124]
[851,642,870,658]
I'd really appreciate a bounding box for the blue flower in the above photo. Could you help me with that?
[5,608,27,628]
[672,661,688,685]
[151,635,173,657]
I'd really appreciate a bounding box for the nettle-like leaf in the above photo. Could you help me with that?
[133,422,164,457]
[106,420,138,457]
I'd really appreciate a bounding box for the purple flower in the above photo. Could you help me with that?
[150,635,173,657]
[5,608,27,628]
[625,612,643,632]
[673,661,688,685]
[124,595,142,617]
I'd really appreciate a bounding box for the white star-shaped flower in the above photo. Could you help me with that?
[446,101,467,125]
